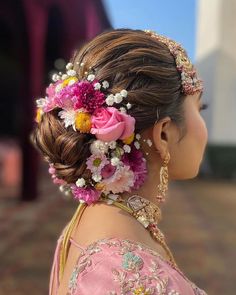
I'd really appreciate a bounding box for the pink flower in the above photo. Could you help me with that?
[101,165,135,194]
[86,154,109,174]
[48,163,67,185]
[48,164,56,174]
[43,80,106,113]
[122,144,147,189]
[43,81,62,112]
[52,176,67,185]
[71,185,101,205]
[101,163,116,179]
[73,80,105,113]
[91,107,135,142]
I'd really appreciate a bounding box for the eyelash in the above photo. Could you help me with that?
[200,103,209,111]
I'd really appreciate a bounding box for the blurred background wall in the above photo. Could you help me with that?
[196,0,236,178]
[0,0,111,200]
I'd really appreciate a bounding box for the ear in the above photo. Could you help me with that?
[152,116,172,159]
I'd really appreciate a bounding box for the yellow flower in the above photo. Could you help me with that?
[95,183,105,191]
[35,108,43,123]
[75,112,92,133]
[62,77,78,87]
[122,133,134,144]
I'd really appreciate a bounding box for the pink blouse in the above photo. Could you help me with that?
[49,231,208,295]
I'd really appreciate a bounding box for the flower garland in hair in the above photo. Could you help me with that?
[35,62,147,205]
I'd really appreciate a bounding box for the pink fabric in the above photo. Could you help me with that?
[49,233,208,295]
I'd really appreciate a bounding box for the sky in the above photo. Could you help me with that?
[102,0,197,61]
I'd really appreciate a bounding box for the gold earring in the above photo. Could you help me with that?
[156,152,170,203]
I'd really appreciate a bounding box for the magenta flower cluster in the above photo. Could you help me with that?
[44,80,105,113]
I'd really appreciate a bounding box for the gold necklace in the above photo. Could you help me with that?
[100,194,178,269]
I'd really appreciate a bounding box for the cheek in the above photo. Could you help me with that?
[188,112,208,148]
[169,112,208,180]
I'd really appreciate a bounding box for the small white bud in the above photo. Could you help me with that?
[147,139,153,147]
[36,98,46,107]
[119,107,127,113]
[67,69,76,76]
[94,82,101,90]
[105,94,114,106]
[66,62,73,70]
[52,73,59,82]
[76,178,86,187]
[126,103,132,109]
[134,141,140,149]
[92,174,102,182]
[123,145,131,153]
[87,74,95,81]
[102,80,109,89]
[108,141,117,149]
[114,93,123,103]
[111,157,120,166]
[61,74,68,80]
[120,89,128,97]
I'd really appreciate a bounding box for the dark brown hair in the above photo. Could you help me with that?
[30,28,186,184]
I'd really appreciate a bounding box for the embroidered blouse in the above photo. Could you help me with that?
[49,231,208,295]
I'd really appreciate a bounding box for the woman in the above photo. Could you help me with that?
[31,29,208,295]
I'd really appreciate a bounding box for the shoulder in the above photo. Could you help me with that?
[67,237,203,295]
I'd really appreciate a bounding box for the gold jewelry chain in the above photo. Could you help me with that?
[108,198,178,269]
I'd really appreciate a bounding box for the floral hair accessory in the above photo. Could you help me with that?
[35,62,147,205]
[144,30,203,95]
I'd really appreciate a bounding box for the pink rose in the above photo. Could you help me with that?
[90,107,135,142]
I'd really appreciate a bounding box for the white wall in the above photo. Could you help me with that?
[196,0,236,145]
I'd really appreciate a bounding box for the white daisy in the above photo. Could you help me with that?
[58,109,76,128]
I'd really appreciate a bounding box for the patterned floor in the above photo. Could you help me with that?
[0,167,235,294]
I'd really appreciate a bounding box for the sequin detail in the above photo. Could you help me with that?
[122,251,144,272]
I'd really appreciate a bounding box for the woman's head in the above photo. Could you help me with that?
[31,28,207,203]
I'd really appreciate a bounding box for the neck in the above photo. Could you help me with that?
[121,156,166,206]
